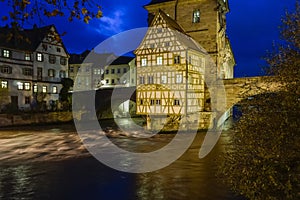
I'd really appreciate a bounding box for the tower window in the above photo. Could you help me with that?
[193,9,200,23]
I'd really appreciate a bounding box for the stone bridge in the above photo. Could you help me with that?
[90,76,282,114]
[222,76,282,110]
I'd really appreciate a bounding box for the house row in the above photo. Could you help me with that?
[0,25,136,111]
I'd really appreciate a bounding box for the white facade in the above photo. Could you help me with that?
[0,25,68,111]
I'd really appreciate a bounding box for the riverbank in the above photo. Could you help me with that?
[0,112,73,127]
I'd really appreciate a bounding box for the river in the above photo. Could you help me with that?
[0,118,245,200]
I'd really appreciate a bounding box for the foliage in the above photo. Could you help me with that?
[59,78,73,110]
[218,2,300,199]
[0,0,102,29]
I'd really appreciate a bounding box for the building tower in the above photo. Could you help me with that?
[144,0,235,79]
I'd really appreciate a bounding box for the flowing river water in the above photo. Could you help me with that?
[0,118,245,200]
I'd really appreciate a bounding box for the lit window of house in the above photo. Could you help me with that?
[24,82,31,90]
[161,75,167,84]
[49,55,56,64]
[1,80,8,88]
[42,86,47,93]
[17,82,24,90]
[48,69,55,77]
[174,55,180,64]
[174,99,180,106]
[60,57,67,65]
[176,74,183,84]
[139,76,145,84]
[25,53,31,61]
[37,53,43,62]
[33,84,38,93]
[192,9,200,23]
[141,58,147,66]
[94,69,101,75]
[3,49,10,58]
[53,86,57,94]
[157,56,163,65]
[148,76,154,84]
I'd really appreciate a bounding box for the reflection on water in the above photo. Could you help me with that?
[0,119,245,200]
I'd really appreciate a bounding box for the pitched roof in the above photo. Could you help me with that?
[0,25,54,51]
[111,56,134,65]
[146,0,174,6]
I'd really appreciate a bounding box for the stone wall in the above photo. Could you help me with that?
[0,112,73,127]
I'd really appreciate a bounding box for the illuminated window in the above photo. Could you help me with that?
[94,69,101,75]
[37,53,43,62]
[24,82,31,90]
[49,55,56,64]
[1,80,8,88]
[25,53,31,61]
[157,56,163,65]
[17,82,24,90]
[42,86,47,93]
[33,84,38,93]
[161,75,167,84]
[176,74,183,84]
[141,58,147,66]
[52,86,57,94]
[193,9,200,23]
[3,49,10,58]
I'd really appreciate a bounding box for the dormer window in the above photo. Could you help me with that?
[193,9,200,23]
[3,49,10,58]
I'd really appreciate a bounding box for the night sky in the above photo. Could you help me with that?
[0,0,297,77]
